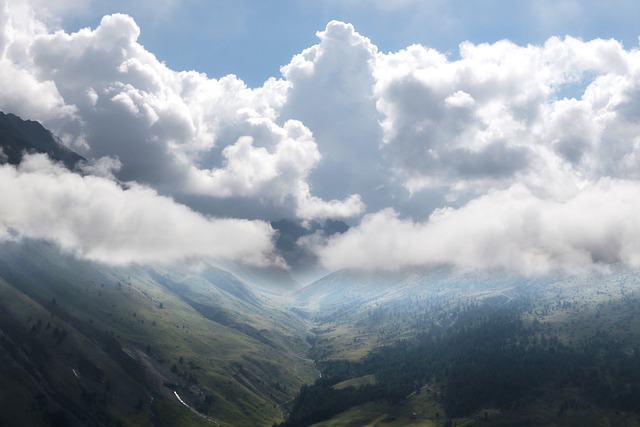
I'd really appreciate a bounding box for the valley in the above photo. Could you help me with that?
[0,240,316,426]
[3,238,640,426]
[278,269,640,427]
[2,0,640,424]
[2,106,640,426]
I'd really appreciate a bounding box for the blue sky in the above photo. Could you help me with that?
[58,1,640,87]
[2,0,640,276]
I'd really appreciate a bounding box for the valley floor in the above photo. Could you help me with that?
[2,241,640,427]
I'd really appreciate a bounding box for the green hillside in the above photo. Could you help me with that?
[0,240,317,426]
[282,268,640,427]
[4,239,640,426]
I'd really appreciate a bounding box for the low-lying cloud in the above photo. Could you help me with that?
[315,180,640,275]
[1,0,640,274]
[0,154,280,266]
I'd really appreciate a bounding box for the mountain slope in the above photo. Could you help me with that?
[283,268,640,426]
[0,239,317,426]
[218,263,301,296]
[0,111,85,169]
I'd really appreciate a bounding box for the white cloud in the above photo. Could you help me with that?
[373,35,640,201]
[0,5,363,221]
[0,0,74,122]
[279,21,387,212]
[2,0,640,273]
[0,154,280,266]
[316,180,640,275]
[295,190,364,221]
[184,117,364,219]
[444,90,475,108]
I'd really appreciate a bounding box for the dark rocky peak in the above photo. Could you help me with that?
[0,111,85,169]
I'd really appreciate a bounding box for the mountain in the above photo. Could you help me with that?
[4,238,640,427]
[282,268,640,426]
[294,267,554,360]
[0,111,302,297]
[215,262,301,296]
[0,239,317,426]
[0,111,85,169]
[4,111,640,426]
[0,112,320,425]
[295,266,548,316]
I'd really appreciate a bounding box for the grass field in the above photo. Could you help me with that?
[4,240,640,426]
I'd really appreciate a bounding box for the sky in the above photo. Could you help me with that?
[1,0,640,279]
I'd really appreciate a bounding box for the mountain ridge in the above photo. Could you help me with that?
[0,111,85,169]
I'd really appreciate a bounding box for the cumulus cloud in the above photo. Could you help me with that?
[315,180,640,275]
[280,21,389,211]
[0,3,361,222]
[374,36,640,198]
[184,117,365,220]
[2,0,640,274]
[0,1,75,122]
[0,154,279,266]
